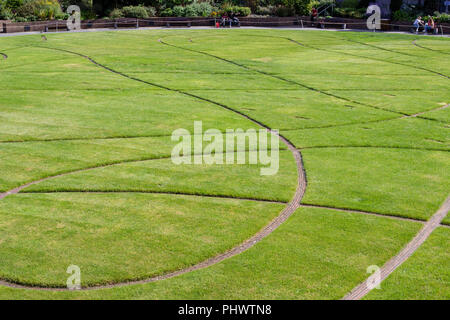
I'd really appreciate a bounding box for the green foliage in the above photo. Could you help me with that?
[435,12,450,23]
[121,5,149,18]
[340,0,358,9]
[390,8,449,22]
[59,0,93,12]
[391,9,414,21]
[274,5,294,16]
[186,1,213,17]
[255,5,276,16]
[5,0,23,9]
[10,0,63,21]
[282,0,311,15]
[154,1,213,17]
[222,5,251,16]
[145,6,156,16]
[109,8,124,18]
[0,0,13,19]
[183,4,196,16]
[334,7,365,19]
[160,7,172,16]
[172,4,184,16]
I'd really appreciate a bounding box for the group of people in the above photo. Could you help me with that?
[413,16,436,34]
[219,14,240,28]
[310,7,438,35]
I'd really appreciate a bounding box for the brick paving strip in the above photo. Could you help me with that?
[402,103,449,118]
[0,46,307,290]
[342,196,450,300]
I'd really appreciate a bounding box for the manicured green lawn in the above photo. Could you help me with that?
[365,227,450,300]
[23,150,297,202]
[0,192,284,287]
[301,147,450,221]
[0,207,421,299]
[283,117,449,151]
[0,28,448,299]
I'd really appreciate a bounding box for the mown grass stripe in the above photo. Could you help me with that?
[160,36,409,117]
[20,190,288,204]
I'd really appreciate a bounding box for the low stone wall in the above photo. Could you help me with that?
[1,17,449,34]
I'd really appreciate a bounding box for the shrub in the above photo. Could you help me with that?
[256,5,276,16]
[0,8,13,19]
[145,6,156,17]
[5,0,23,9]
[310,0,334,9]
[0,0,13,19]
[14,0,62,21]
[199,1,214,16]
[282,0,311,15]
[234,6,251,16]
[109,8,123,19]
[435,12,450,23]
[186,1,213,17]
[160,8,173,17]
[183,4,196,16]
[334,7,366,19]
[222,6,251,16]
[391,9,414,21]
[121,5,149,19]
[172,5,184,16]
[274,6,294,17]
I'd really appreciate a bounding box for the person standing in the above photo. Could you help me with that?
[310,7,318,27]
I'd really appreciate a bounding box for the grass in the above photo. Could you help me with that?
[365,227,450,300]
[301,147,450,221]
[0,28,448,299]
[0,137,285,193]
[0,192,284,287]
[23,150,297,203]
[0,136,175,192]
[283,117,449,151]
[0,207,421,299]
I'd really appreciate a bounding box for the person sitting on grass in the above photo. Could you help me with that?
[425,17,435,34]
[413,16,424,33]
